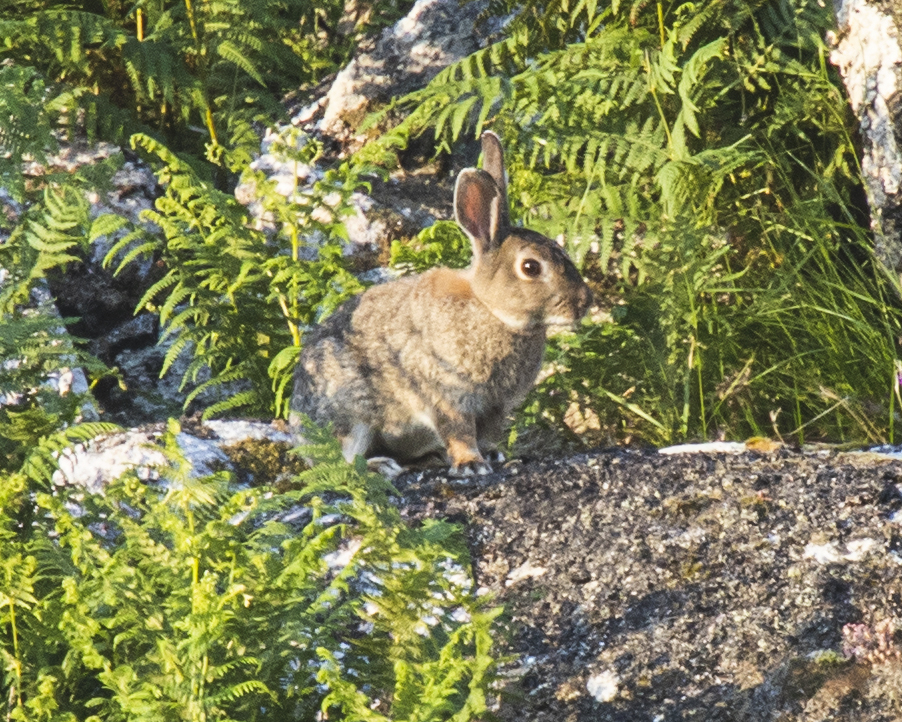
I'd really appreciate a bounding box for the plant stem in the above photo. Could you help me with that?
[183,0,218,146]
[184,0,199,43]
[645,50,674,154]
[204,107,218,146]
[7,599,22,714]
[284,152,302,347]
[697,341,707,438]
[279,295,301,347]
[8,599,18,661]
[890,370,895,445]
[657,1,666,48]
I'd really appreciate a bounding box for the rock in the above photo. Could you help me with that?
[235,0,489,271]
[234,126,456,271]
[399,447,902,720]
[312,0,490,146]
[84,153,160,282]
[586,669,620,703]
[53,419,299,494]
[1,138,165,426]
[828,0,902,276]
[0,187,23,228]
[659,440,761,455]
[0,280,96,420]
[92,321,185,426]
[41,151,173,425]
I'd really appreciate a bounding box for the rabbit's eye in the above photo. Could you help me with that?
[520,259,542,278]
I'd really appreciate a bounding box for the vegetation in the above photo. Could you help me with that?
[1,2,496,719]
[0,0,410,180]
[3,0,894,446]
[100,131,368,420]
[0,419,497,721]
[377,0,899,447]
[0,0,899,715]
[0,170,116,470]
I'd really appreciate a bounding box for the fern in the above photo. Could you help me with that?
[390,220,472,274]
[0,65,57,202]
[362,0,851,253]
[0,150,128,311]
[0,307,109,471]
[98,133,368,419]
[12,420,121,487]
[0,0,403,179]
[0,418,499,720]
[0,151,120,470]
[359,0,900,445]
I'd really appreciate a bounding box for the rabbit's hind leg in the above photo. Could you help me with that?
[446,443,492,477]
[365,456,405,479]
[437,412,492,477]
[341,423,406,479]
[340,422,374,462]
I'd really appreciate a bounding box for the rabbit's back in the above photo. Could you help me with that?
[292,267,545,460]
[401,268,547,413]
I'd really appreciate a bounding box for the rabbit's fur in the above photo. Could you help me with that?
[291,132,592,476]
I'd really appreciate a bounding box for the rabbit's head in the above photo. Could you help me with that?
[455,132,593,330]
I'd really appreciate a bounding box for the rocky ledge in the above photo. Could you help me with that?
[399,446,902,721]
[39,421,902,718]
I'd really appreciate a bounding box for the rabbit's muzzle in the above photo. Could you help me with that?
[575,282,594,318]
[547,280,594,326]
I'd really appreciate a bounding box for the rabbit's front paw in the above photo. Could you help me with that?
[449,459,493,477]
[445,434,493,477]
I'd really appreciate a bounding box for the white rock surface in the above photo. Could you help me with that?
[505,559,549,586]
[315,0,489,141]
[658,441,749,455]
[828,0,902,268]
[803,537,879,564]
[52,420,296,493]
[586,669,620,703]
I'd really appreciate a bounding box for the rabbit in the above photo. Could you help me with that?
[290,131,593,476]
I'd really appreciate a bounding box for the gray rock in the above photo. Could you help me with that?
[314,0,490,143]
[86,156,159,282]
[400,447,902,720]
[1,140,161,426]
[828,0,902,276]
[53,419,298,494]
[0,279,97,420]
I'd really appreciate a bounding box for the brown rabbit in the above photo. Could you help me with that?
[291,131,592,476]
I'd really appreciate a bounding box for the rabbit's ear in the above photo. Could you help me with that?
[480,131,510,228]
[455,168,504,261]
